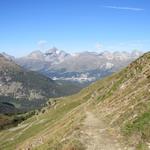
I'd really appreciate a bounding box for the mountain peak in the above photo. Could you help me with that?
[27,50,44,60]
[45,47,59,55]
[44,47,70,63]
[1,52,15,61]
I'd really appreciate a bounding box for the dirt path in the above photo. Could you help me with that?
[80,111,129,150]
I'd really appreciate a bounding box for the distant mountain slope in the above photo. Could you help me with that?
[15,49,143,82]
[1,52,150,149]
[0,54,81,113]
[0,54,60,99]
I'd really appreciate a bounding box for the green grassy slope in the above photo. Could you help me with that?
[0,91,90,149]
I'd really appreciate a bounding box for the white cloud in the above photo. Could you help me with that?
[95,42,103,50]
[103,6,144,11]
[37,40,48,50]
[38,40,48,46]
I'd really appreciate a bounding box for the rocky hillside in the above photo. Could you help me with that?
[0,54,81,113]
[0,52,150,149]
[15,48,143,82]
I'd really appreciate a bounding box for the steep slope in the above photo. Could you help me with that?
[0,54,76,113]
[0,52,150,150]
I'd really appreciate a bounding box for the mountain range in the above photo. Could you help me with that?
[15,47,143,82]
[0,52,150,149]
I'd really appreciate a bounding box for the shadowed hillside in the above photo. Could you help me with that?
[0,54,84,113]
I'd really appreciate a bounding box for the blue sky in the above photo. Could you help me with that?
[0,0,150,57]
